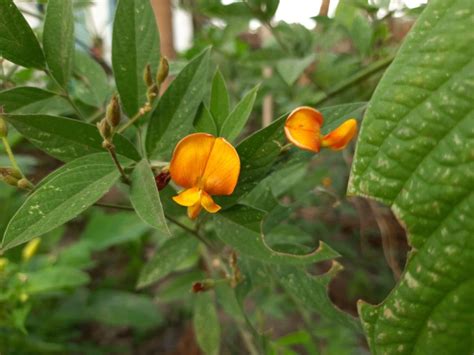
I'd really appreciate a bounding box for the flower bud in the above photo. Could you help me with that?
[155,168,171,191]
[143,64,154,87]
[192,279,215,293]
[97,118,113,141]
[22,237,41,261]
[0,116,7,138]
[0,167,21,186]
[156,56,169,85]
[17,178,33,190]
[147,83,159,103]
[105,95,121,128]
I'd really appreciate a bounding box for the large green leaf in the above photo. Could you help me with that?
[112,0,160,117]
[5,114,140,162]
[0,0,45,69]
[146,48,211,158]
[194,293,221,355]
[0,87,66,114]
[214,205,339,265]
[348,1,474,353]
[130,159,169,234]
[137,235,199,289]
[43,0,74,87]
[1,153,131,251]
[220,85,259,142]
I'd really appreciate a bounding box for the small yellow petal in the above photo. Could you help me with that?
[201,191,221,214]
[321,119,358,150]
[173,187,201,207]
[284,106,323,152]
[188,202,202,219]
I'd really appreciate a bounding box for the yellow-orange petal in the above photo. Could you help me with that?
[202,137,240,196]
[201,191,221,213]
[284,106,324,152]
[188,202,202,219]
[173,187,202,207]
[321,119,358,151]
[170,133,215,189]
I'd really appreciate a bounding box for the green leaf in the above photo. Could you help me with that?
[26,267,90,294]
[0,87,66,114]
[0,0,45,69]
[222,114,286,205]
[146,48,211,158]
[130,159,169,234]
[112,0,160,117]
[88,290,163,330]
[5,114,140,162]
[194,293,221,355]
[276,54,315,86]
[137,236,199,288]
[81,210,149,251]
[43,0,74,87]
[275,263,361,332]
[1,153,130,251]
[214,205,339,265]
[220,85,259,142]
[210,68,230,132]
[348,1,474,353]
[73,50,110,107]
[194,102,218,135]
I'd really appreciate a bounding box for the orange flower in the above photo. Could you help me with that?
[284,106,357,153]
[170,133,240,219]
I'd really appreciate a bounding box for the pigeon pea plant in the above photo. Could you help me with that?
[0,0,472,354]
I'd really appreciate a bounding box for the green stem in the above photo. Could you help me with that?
[1,137,24,178]
[105,144,130,184]
[314,55,395,106]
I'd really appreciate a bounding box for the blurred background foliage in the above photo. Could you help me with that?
[0,0,423,353]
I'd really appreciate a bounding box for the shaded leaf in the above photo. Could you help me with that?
[194,293,221,355]
[137,236,199,288]
[214,205,339,265]
[26,267,90,294]
[112,0,160,116]
[194,102,218,135]
[5,114,140,162]
[88,290,163,330]
[43,0,74,87]
[0,0,45,69]
[276,54,315,86]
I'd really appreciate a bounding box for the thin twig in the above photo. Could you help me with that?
[117,104,151,134]
[105,144,130,184]
[313,55,395,106]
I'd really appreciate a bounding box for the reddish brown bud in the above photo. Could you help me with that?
[192,279,215,293]
[17,178,33,190]
[147,83,159,103]
[97,118,113,141]
[155,169,171,191]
